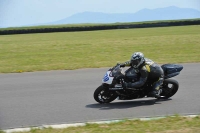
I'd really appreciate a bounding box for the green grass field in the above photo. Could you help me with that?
[0,25,200,73]
[4,116,200,133]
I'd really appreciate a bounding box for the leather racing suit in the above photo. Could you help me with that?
[120,58,164,94]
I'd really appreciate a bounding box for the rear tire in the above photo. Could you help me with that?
[159,79,179,99]
[94,85,118,104]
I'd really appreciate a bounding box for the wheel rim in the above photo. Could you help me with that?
[161,83,176,96]
[98,90,114,102]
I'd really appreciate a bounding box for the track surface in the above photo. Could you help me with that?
[0,63,200,130]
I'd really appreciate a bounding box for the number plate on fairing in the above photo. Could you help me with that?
[102,71,114,84]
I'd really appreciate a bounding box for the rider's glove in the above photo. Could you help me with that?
[120,64,125,67]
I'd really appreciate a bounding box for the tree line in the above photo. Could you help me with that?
[0,19,199,35]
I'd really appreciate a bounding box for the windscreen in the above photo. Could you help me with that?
[111,65,122,77]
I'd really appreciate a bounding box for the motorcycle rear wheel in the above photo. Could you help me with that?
[94,85,118,104]
[159,79,179,99]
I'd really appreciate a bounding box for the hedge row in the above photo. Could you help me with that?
[0,20,200,35]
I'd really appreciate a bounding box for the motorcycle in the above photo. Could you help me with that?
[94,63,183,104]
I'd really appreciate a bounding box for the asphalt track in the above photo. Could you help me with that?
[0,63,200,130]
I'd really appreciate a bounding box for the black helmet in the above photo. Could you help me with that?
[130,52,145,68]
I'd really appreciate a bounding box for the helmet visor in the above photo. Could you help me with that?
[131,59,140,66]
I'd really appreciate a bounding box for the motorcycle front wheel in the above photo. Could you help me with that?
[94,85,118,104]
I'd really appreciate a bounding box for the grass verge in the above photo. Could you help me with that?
[0,25,200,73]
[4,115,200,133]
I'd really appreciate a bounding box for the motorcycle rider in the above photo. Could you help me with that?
[120,52,164,98]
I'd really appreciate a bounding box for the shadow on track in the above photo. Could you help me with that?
[86,98,172,110]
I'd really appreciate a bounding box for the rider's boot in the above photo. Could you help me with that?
[148,78,163,98]
[148,90,161,98]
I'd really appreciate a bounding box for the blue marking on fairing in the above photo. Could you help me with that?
[103,73,109,82]
[103,77,109,82]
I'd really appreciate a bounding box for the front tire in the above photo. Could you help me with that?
[160,79,179,99]
[94,85,118,104]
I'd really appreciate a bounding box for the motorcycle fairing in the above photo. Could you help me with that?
[102,71,114,84]
[161,64,183,79]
